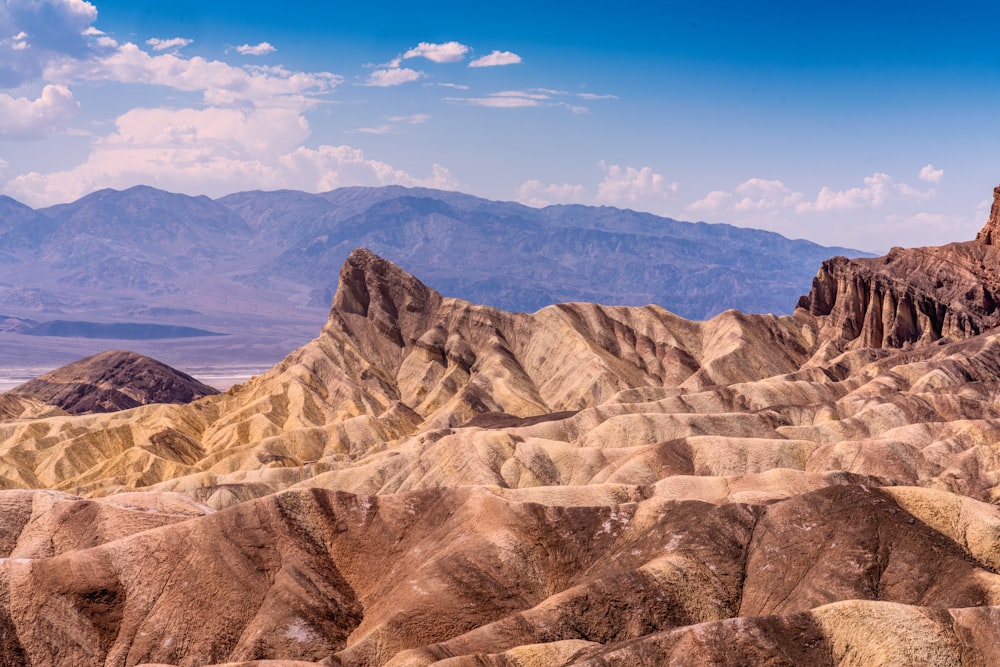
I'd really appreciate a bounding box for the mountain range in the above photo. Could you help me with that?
[0,185,868,369]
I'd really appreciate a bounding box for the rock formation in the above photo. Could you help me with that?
[976,184,1000,245]
[9,349,219,414]
[797,190,1000,349]
[0,227,999,664]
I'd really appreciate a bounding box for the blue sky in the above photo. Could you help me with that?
[2,0,1000,251]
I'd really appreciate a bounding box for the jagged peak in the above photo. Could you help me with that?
[331,248,443,348]
[975,184,1000,245]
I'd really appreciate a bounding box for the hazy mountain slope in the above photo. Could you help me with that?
[224,188,869,317]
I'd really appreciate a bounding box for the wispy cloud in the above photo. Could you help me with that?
[388,114,430,124]
[445,95,540,108]
[365,67,423,87]
[235,42,276,56]
[402,41,469,63]
[445,89,587,111]
[146,37,192,52]
[468,50,522,67]
[353,113,430,134]
[578,92,618,100]
[436,82,470,90]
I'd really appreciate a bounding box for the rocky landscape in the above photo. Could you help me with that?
[0,192,999,664]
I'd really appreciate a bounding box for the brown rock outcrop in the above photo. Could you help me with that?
[976,184,1000,245]
[9,349,219,414]
[797,189,1000,349]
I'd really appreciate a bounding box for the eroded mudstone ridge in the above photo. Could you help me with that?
[798,185,1000,348]
[975,184,1000,245]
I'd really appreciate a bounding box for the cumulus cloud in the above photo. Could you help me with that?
[517,179,586,207]
[279,146,458,192]
[595,162,678,206]
[686,190,732,213]
[795,172,911,213]
[388,114,430,124]
[733,178,803,211]
[0,84,78,139]
[235,42,276,56]
[0,0,102,86]
[365,67,422,87]
[919,163,944,183]
[402,41,469,63]
[146,37,192,52]
[468,50,522,67]
[4,103,457,205]
[45,42,342,108]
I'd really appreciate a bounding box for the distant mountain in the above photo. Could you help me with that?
[0,184,872,367]
[218,187,870,317]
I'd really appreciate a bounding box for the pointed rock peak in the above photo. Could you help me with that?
[332,249,442,344]
[975,184,1000,245]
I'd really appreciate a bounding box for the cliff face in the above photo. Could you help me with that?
[797,186,1000,349]
[975,185,1000,245]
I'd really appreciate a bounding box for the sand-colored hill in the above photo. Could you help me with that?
[2,219,1000,664]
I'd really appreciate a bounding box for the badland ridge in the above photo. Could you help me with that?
[1,189,1000,664]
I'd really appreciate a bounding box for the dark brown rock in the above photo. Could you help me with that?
[10,350,219,414]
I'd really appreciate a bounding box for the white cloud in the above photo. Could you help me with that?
[595,162,678,206]
[3,103,455,205]
[468,50,522,67]
[919,163,944,183]
[517,179,586,207]
[578,93,618,100]
[402,41,469,63]
[733,178,803,211]
[795,172,898,213]
[387,114,430,124]
[365,67,423,87]
[0,0,102,86]
[445,95,540,108]
[279,145,458,192]
[437,82,469,90]
[686,190,732,213]
[235,42,276,56]
[45,42,341,108]
[146,37,192,52]
[354,124,394,135]
[0,84,78,139]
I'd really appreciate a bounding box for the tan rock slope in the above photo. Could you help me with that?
[3,196,1000,664]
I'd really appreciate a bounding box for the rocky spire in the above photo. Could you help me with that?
[975,185,1000,245]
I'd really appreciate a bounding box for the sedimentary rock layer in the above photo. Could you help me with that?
[0,247,998,664]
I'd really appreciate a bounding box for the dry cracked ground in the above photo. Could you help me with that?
[9,205,1000,665]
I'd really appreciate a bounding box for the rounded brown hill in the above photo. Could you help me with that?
[9,350,219,414]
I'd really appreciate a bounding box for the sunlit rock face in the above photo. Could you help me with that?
[4,201,1000,666]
